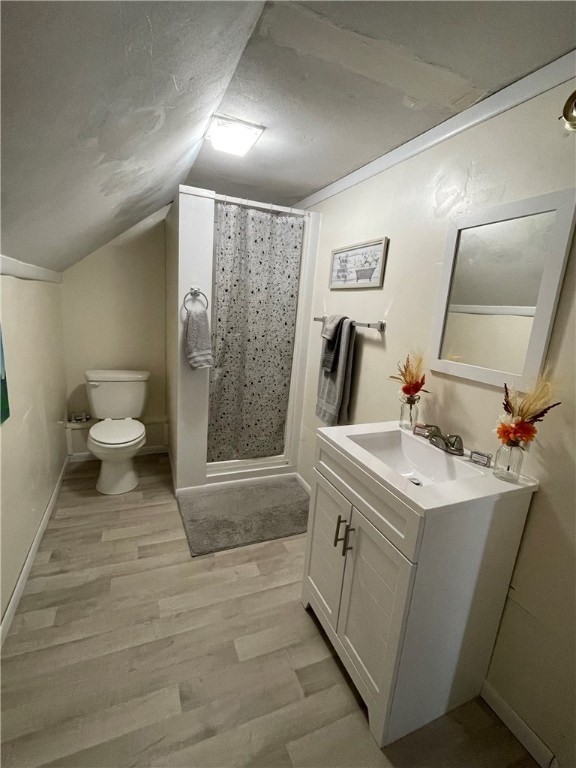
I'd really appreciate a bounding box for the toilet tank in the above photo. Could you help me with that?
[85,370,150,419]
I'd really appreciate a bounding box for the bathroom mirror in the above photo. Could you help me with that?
[430,189,576,388]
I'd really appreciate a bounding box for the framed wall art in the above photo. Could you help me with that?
[329,237,389,290]
[1,325,9,424]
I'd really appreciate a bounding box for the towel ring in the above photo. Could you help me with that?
[183,288,209,311]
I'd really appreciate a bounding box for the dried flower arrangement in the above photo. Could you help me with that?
[390,353,430,398]
[496,380,561,447]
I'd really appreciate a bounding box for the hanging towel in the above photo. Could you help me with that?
[316,318,356,426]
[185,304,214,369]
[320,315,346,372]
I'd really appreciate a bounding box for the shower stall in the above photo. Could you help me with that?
[166,185,320,494]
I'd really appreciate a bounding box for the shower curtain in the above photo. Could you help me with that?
[208,202,304,463]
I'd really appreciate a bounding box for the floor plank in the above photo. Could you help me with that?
[2,686,181,767]
[1,455,538,768]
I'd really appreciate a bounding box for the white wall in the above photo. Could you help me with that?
[61,209,168,421]
[299,82,575,766]
[0,276,67,618]
[168,188,214,492]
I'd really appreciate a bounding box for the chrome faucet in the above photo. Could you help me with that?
[426,426,465,456]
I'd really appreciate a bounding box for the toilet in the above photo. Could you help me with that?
[85,369,150,495]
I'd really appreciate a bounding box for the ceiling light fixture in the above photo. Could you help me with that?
[206,115,265,156]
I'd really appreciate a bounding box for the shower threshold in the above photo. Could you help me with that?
[205,456,296,486]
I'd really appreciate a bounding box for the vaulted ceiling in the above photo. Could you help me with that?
[2,1,575,272]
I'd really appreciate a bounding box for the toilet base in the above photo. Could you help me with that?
[96,458,139,495]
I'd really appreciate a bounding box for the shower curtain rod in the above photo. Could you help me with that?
[181,186,309,217]
[214,193,308,218]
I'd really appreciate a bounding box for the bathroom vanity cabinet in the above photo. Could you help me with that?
[301,425,538,747]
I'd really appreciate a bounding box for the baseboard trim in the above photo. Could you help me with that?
[296,473,311,496]
[176,470,308,497]
[481,681,555,768]
[68,445,169,463]
[1,456,69,645]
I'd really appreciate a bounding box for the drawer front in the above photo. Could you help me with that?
[315,438,423,561]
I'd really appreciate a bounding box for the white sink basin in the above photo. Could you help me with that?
[348,429,482,486]
[318,421,538,509]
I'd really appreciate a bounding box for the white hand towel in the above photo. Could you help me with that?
[185,305,214,369]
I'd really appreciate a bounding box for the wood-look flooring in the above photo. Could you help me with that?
[2,455,537,768]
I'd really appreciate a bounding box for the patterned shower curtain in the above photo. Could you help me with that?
[207,203,304,463]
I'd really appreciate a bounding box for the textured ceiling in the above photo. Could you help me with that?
[187,1,576,204]
[2,1,575,271]
[1,1,264,271]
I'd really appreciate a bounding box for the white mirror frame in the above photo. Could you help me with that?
[430,188,576,389]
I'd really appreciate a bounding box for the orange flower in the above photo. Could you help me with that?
[496,419,537,446]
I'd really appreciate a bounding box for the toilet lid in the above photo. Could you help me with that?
[89,418,145,445]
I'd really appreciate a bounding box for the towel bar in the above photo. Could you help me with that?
[313,316,386,333]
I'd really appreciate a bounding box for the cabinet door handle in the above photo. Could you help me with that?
[341,524,355,556]
[333,514,346,547]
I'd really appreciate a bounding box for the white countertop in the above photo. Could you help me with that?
[318,421,539,513]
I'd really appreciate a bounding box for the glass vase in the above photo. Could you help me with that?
[494,442,523,483]
[399,394,420,431]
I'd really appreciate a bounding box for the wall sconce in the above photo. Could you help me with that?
[561,90,576,132]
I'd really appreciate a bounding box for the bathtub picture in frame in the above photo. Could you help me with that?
[329,237,389,289]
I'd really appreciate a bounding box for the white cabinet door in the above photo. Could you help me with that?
[304,472,352,630]
[337,507,416,702]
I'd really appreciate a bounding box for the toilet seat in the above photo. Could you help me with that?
[88,418,145,446]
